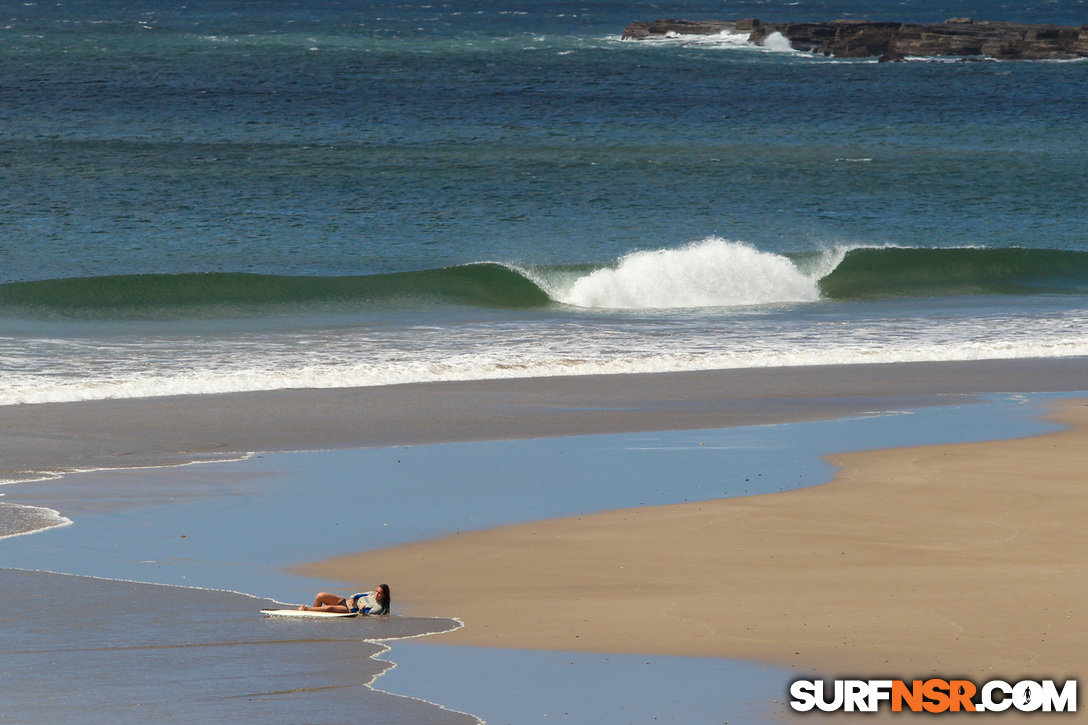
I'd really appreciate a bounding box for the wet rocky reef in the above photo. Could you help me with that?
[621,18,1088,61]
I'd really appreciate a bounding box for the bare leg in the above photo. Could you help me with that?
[312,592,344,607]
[299,592,349,612]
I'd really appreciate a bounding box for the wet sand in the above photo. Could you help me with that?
[4,357,1088,483]
[299,397,1088,682]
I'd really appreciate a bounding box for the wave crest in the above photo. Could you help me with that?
[552,239,822,309]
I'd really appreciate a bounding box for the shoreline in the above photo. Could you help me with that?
[297,396,1088,680]
[3,357,1087,484]
[4,361,1085,721]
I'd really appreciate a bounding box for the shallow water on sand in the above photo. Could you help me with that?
[0,394,1065,601]
[381,642,799,725]
[0,569,471,724]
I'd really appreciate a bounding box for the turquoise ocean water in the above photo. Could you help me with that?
[2,0,1087,404]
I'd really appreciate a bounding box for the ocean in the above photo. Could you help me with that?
[2,0,1087,406]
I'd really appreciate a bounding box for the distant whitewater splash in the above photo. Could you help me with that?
[629,29,755,49]
[759,31,795,53]
[3,241,1088,318]
[622,28,804,55]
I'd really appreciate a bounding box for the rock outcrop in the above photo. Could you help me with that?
[622,18,1088,61]
[620,19,740,39]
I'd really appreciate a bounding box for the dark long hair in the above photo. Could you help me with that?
[376,584,391,614]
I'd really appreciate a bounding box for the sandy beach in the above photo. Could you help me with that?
[288,369,1088,688]
[4,358,1087,722]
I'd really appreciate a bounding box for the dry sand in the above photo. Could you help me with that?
[299,397,1088,681]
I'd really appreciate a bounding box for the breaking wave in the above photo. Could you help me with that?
[542,239,822,309]
[3,241,1087,319]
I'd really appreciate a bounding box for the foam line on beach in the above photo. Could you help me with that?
[366,633,486,725]
[0,566,286,603]
[0,501,72,540]
[0,451,258,488]
[11,342,1088,407]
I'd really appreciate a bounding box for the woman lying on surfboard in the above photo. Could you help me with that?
[299,584,391,615]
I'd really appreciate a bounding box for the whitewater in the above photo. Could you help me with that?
[542,239,828,309]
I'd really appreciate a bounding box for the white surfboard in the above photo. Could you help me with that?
[261,608,358,619]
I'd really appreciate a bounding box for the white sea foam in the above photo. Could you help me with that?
[760,31,794,52]
[548,238,822,309]
[2,326,1087,406]
[621,29,754,49]
[0,501,73,540]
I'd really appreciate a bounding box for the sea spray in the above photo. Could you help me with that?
[759,31,798,53]
[556,238,821,309]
